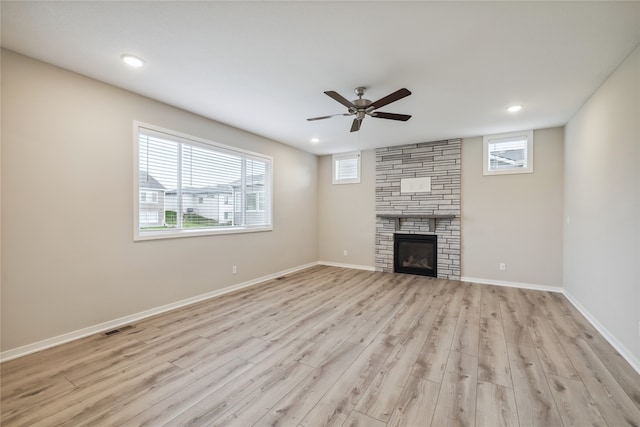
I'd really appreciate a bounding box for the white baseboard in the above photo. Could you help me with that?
[460,276,563,293]
[318,261,376,271]
[0,262,318,363]
[562,290,640,375]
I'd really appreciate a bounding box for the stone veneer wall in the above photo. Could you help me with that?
[375,139,461,279]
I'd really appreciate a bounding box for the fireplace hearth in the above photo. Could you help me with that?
[394,233,437,277]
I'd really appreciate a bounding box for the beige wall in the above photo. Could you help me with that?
[564,45,639,360]
[461,128,564,287]
[318,150,375,268]
[1,50,318,352]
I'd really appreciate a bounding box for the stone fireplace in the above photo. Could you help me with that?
[375,139,461,280]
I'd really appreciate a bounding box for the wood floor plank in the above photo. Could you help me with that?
[166,361,313,426]
[386,375,440,427]
[560,336,640,426]
[299,333,398,427]
[344,287,410,345]
[66,334,210,386]
[525,314,580,380]
[381,276,436,336]
[2,266,639,427]
[507,340,563,426]
[480,284,502,320]
[78,357,254,426]
[254,341,363,426]
[548,292,640,412]
[514,290,580,380]
[355,289,439,422]
[341,410,386,427]
[0,334,146,392]
[478,316,512,388]
[1,347,182,425]
[134,339,317,426]
[411,282,464,383]
[547,374,607,427]
[30,362,180,427]
[431,350,478,426]
[411,313,458,384]
[255,272,386,345]
[451,283,481,356]
[475,382,519,427]
[208,362,313,427]
[498,287,534,347]
[0,373,76,421]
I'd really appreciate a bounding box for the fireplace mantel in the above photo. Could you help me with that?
[377,214,456,232]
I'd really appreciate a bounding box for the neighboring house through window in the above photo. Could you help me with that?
[138,172,166,228]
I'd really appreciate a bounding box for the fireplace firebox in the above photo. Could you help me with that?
[394,233,437,277]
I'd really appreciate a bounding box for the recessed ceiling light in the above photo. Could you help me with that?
[121,54,144,68]
[506,104,523,113]
[311,138,320,143]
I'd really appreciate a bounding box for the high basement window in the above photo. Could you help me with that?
[134,122,272,241]
[333,151,361,184]
[483,130,534,175]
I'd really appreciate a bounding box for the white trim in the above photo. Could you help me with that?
[562,290,640,375]
[134,224,273,241]
[0,262,317,363]
[318,261,375,271]
[460,276,563,293]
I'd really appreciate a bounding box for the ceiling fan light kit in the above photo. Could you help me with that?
[307,87,412,132]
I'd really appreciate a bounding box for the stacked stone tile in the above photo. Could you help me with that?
[375,139,461,279]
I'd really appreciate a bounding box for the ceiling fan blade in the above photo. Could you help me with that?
[325,91,356,109]
[368,88,412,110]
[350,118,362,132]
[307,113,351,121]
[371,112,412,121]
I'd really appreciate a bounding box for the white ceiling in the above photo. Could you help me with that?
[2,1,639,155]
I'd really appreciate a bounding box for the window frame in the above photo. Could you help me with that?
[332,151,361,184]
[133,121,273,241]
[483,130,534,176]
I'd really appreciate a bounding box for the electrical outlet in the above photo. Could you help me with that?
[499,263,506,271]
[232,265,237,274]
[343,250,348,256]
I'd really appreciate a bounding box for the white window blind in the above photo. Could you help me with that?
[333,151,361,184]
[483,130,533,175]
[134,123,272,240]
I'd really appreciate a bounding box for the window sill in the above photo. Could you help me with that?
[134,225,273,241]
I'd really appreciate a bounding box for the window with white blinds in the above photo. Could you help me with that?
[333,151,361,184]
[483,130,534,175]
[134,122,272,240]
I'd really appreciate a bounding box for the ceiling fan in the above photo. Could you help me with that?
[307,87,412,132]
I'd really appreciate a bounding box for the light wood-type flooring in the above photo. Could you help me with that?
[2,265,640,426]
